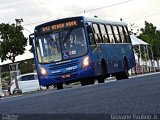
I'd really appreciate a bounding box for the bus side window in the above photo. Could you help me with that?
[99,24,110,43]
[106,25,115,43]
[92,23,103,43]
[118,26,126,43]
[86,24,97,51]
[112,26,121,43]
[124,26,131,43]
[89,31,96,45]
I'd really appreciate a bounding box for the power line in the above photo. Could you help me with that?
[84,0,132,13]
[23,0,132,26]
[127,11,160,22]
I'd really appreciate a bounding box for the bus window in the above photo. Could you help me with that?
[36,33,62,63]
[92,23,103,43]
[86,23,97,51]
[99,24,110,43]
[106,25,115,43]
[118,26,126,43]
[124,26,131,43]
[112,26,121,43]
[88,31,96,45]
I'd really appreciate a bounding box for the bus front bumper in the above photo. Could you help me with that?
[39,66,95,86]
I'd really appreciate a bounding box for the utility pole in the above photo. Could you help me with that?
[9,63,21,94]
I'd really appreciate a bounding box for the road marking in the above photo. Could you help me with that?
[130,72,160,78]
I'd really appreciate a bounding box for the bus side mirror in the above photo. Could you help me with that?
[29,33,34,45]
[87,25,92,34]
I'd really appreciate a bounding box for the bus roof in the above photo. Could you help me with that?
[35,16,128,30]
[83,16,128,26]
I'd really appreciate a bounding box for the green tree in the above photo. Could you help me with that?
[138,21,160,61]
[0,19,27,63]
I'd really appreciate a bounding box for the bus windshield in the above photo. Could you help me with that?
[36,27,87,63]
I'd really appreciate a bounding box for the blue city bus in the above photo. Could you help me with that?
[29,16,135,89]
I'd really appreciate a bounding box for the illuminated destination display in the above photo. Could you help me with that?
[41,21,78,33]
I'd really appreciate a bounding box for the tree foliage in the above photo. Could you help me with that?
[138,21,160,60]
[0,19,27,63]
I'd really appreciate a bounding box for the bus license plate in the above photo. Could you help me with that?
[62,74,70,79]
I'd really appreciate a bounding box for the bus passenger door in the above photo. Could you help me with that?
[92,23,103,52]
[92,23,104,61]
[87,23,102,76]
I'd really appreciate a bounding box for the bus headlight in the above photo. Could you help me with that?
[83,56,90,67]
[40,67,48,76]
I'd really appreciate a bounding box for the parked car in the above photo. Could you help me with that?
[2,86,9,96]
[10,73,40,94]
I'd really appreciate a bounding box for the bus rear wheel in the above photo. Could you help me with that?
[116,73,122,80]
[46,86,49,89]
[116,59,129,80]
[122,59,129,79]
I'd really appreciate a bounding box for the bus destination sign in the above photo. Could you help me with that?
[41,21,78,33]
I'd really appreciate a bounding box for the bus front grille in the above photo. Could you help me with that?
[48,60,79,70]
[51,69,77,76]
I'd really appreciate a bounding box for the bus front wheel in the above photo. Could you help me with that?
[81,78,94,86]
[97,62,106,83]
[57,83,63,90]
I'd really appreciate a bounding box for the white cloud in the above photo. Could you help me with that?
[1,0,160,32]
[1,0,159,29]
[1,0,160,64]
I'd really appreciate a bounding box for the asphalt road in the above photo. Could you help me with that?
[0,73,160,120]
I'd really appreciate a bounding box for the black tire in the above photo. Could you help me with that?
[97,62,107,83]
[81,78,94,86]
[116,72,122,80]
[97,76,105,83]
[57,83,63,90]
[81,79,86,86]
[89,78,94,85]
[122,59,129,79]
[13,89,22,94]
[46,86,49,89]
[13,90,15,94]
[116,59,129,80]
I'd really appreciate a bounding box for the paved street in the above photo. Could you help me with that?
[0,73,160,120]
